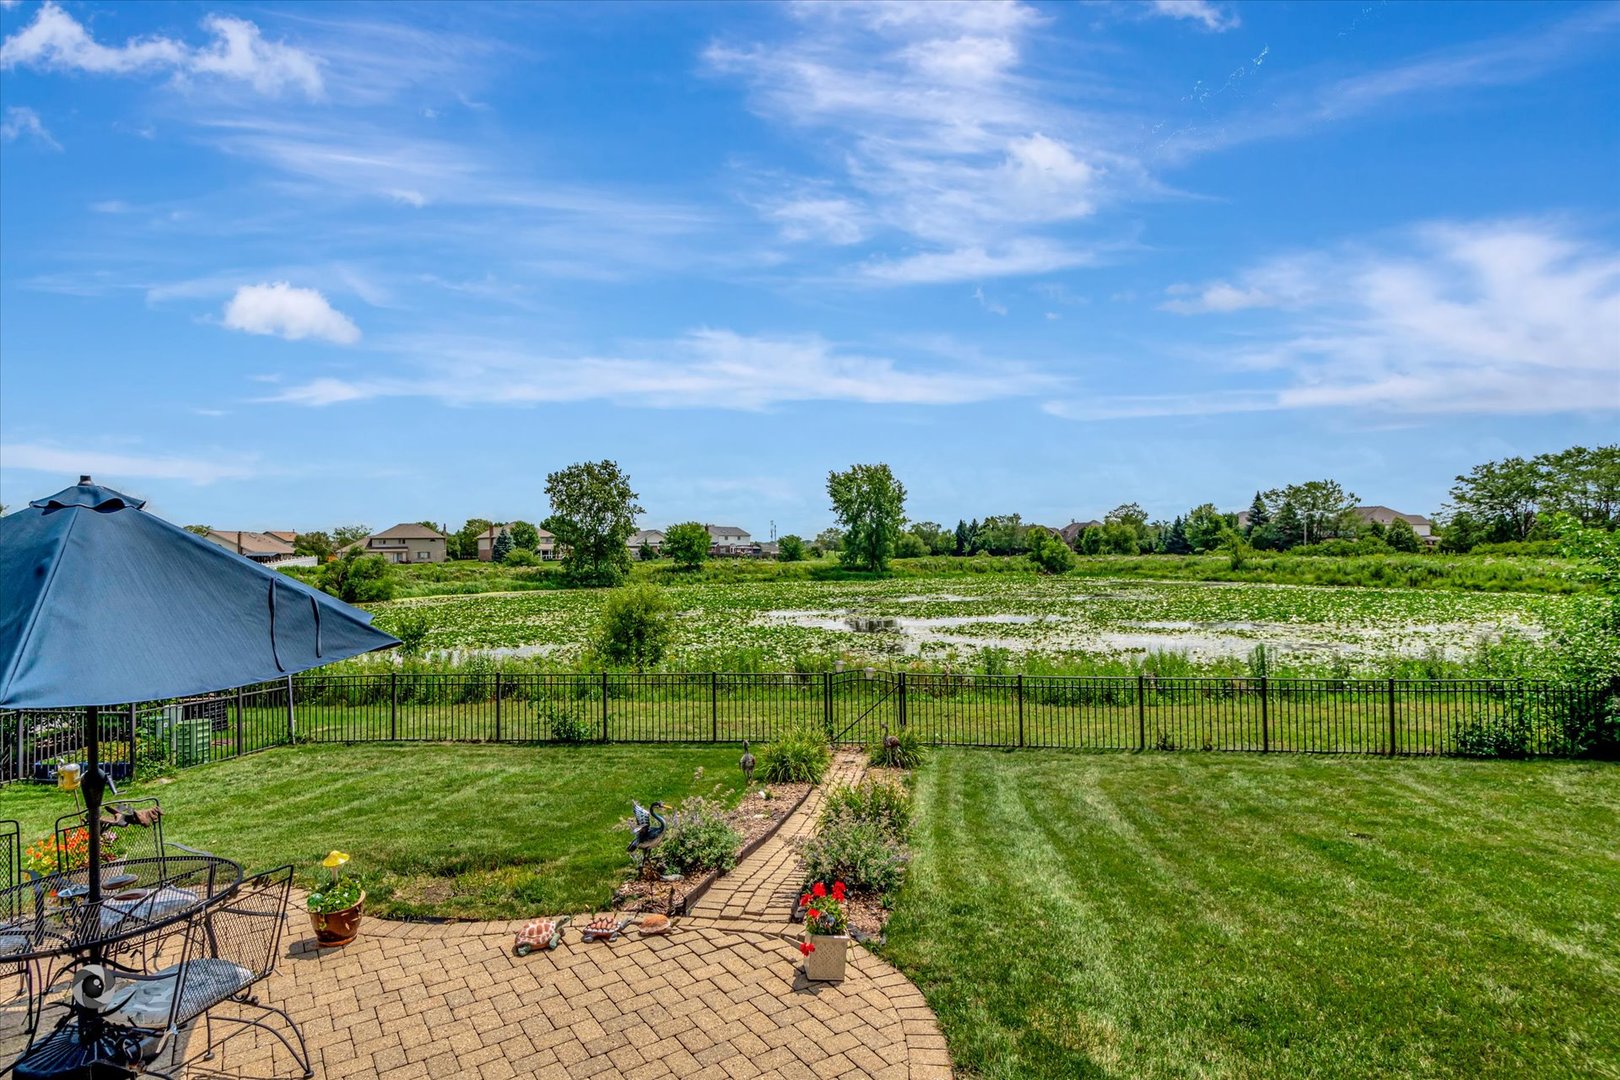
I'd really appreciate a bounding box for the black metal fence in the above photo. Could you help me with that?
[3,671,1612,783]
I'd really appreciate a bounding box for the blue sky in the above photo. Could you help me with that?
[2,0,1617,536]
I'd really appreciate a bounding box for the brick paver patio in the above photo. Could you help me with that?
[3,752,949,1079]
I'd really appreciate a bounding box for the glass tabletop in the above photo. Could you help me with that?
[0,854,243,962]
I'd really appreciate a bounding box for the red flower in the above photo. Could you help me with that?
[799,893,811,907]
[800,941,816,956]
[807,908,820,920]
[832,881,847,899]
[812,882,827,899]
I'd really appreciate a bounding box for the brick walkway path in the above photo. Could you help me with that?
[2,752,950,1079]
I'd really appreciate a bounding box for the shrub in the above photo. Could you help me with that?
[663,522,711,571]
[316,551,395,603]
[540,700,593,743]
[777,534,806,562]
[1027,532,1076,575]
[392,610,432,656]
[821,777,912,840]
[596,583,675,669]
[799,812,907,896]
[758,724,832,784]
[503,548,540,567]
[652,796,741,876]
[1453,710,1533,758]
[867,728,925,770]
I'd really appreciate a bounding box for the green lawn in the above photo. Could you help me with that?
[1,743,746,920]
[881,751,1620,1080]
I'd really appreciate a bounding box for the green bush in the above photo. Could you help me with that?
[539,700,593,743]
[652,796,741,876]
[1453,709,1533,758]
[596,583,675,669]
[821,777,912,840]
[1027,532,1076,575]
[392,610,432,656]
[867,728,925,770]
[800,811,907,896]
[503,548,540,567]
[758,724,832,784]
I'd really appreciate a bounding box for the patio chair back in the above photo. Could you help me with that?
[54,797,165,870]
[1,818,21,921]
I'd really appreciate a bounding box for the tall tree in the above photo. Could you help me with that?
[509,520,540,551]
[663,521,711,571]
[1386,517,1422,553]
[543,460,643,587]
[1184,503,1226,553]
[1448,457,1540,541]
[1161,516,1191,555]
[777,534,806,562]
[827,463,907,573]
[1268,481,1357,545]
[954,519,970,556]
[813,527,844,554]
[492,527,514,564]
[1536,445,1620,528]
[1244,491,1270,537]
[449,518,492,561]
[1271,499,1304,549]
[332,524,372,550]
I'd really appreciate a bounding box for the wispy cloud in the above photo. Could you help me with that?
[0,105,60,150]
[1058,219,1620,419]
[707,2,1137,283]
[0,443,263,484]
[1,2,323,99]
[268,329,1062,410]
[1146,1,1240,33]
[222,282,360,344]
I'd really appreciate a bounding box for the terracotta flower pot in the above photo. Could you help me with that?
[308,892,365,948]
[803,933,849,982]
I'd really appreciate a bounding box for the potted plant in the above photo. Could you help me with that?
[799,880,850,982]
[306,850,365,948]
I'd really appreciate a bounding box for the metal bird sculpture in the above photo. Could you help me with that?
[628,801,670,858]
[740,740,756,786]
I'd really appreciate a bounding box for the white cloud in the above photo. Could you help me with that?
[1147,1,1240,32]
[222,282,360,344]
[0,2,322,99]
[1073,220,1620,419]
[972,287,1007,316]
[707,2,1133,282]
[0,105,60,150]
[0,443,260,484]
[267,329,1062,410]
[860,240,1097,285]
[769,197,866,245]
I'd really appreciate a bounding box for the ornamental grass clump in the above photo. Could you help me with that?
[758,723,832,784]
[867,728,925,770]
[821,777,912,841]
[799,811,908,897]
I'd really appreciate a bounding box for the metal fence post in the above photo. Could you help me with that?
[897,672,907,733]
[1137,674,1147,752]
[1388,677,1397,757]
[1017,674,1025,748]
[234,687,244,758]
[601,672,610,742]
[824,671,833,735]
[711,672,719,743]
[128,703,139,765]
[285,675,296,745]
[390,672,398,741]
[494,673,503,743]
[1260,676,1269,753]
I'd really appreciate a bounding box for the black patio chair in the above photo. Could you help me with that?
[97,865,312,1079]
[2,817,51,1042]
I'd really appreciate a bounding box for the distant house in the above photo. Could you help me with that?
[264,530,298,545]
[351,523,449,564]
[474,523,556,561]
[1352,506,1434,539]
[204,530,307,566]
[1060,520,1102,546]
[754,541,780,558]
[706,524,752,555]
[628,529,665,555]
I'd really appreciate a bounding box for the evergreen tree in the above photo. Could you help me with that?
[1161,516,1192,555]
[1244,491,1270,537]
[967,518,981,554]
[1079,527,1102,555]
[1272,499,1304,549]
[954,519,970,556]
[492,527,514,564]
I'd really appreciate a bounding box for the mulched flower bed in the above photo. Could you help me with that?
[612,781,812,914]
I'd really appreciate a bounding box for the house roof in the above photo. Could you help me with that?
[264,530,298,543]
[630,529,665,543]
[706,524,749,538]
[206,530,296,557]
[371,523,447,540]
[1353,505,1433,527]
[1059,520,1102,540]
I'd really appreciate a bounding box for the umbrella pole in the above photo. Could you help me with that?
[85,703,102,905]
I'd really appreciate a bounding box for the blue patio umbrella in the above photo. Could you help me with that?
[0,477,399,896]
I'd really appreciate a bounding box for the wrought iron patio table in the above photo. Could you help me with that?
[1,853,243,1079]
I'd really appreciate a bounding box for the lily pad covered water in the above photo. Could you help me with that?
[368,576,1566,673]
